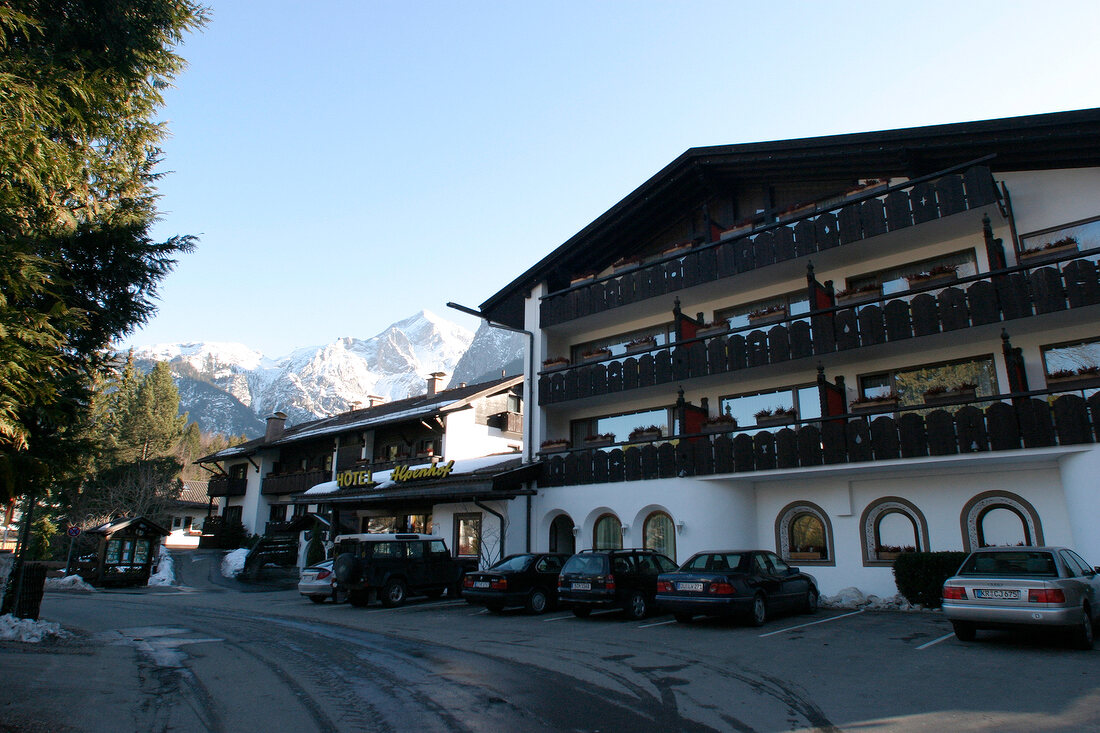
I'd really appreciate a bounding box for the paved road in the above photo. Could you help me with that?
[3,549,1099,732]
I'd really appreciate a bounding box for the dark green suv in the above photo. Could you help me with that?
[332,533,471,607]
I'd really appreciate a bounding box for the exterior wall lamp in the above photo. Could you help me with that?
[676,520,686,534]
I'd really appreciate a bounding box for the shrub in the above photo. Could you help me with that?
[893,551,968,608]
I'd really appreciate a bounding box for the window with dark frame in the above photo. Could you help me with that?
[857,355,997,406]
[570,322,676,363]
[1041,337,1100,391]
[714,290,810,330]
[845,249,978,297]
[718,384,820,429]
[454,513,481,558]
[1019,216,1100,257]
[570,407,673,446]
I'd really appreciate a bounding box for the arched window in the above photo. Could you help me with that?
[593,514,622,550]
[643,512,675,560]
[859,497,929,565]
[961,491,1043,552]
[549,515,575,555]
[775,502,834,565]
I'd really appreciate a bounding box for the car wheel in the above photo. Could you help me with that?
[308,595,326,604]
[1073,609,1094,650]
[803,589,819,614]
[674,612,694,624]
[332,587,348,604]
[381,579,407,608]
[526,588,549,615]
[951,621,976,642]
[625,591,648,620]
[572,606,591,618]
[748,593,767,627]
[348,589,370,607]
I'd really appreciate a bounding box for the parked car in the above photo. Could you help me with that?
[332,533,474,608]
[941,546,1100,649]
[656,550,818,626]
[463,553,570,614]
[298,560,346,604]
[558,548,678,620]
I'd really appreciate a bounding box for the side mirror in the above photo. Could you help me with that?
[787,567,800,576]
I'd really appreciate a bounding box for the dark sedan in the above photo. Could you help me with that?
[463,553,570,614]
[656,550,818,625]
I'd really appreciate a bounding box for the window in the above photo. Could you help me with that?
[229,463,247,480]
[507,393,521,413]
[720,385,821,429]
[766,553,790,575]
[571,407,672,446]
[571,323,675,362]
[1020,216,1100,258]
[407,541,424,559]
[593,514,622,550]
[363,516,396,533]
[1042,338,1100,392]
[370,542,402,559]
[172,517,182,529]
[406,514,430,534]
[858,355,997,406]
[455,513,481,557]
[776,501,833,565]
[859,497,929,565]
[183,516,193,530]
[643,512,676,561]
[223,505,242,525]
[269,504,287,522]
[714,290,810,330]
[429,540,448,557]
[535,555,564,573]
[961,491,1044,552]
[846,249,978,296]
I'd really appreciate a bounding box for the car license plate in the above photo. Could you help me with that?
[974,588,1020,600]
[473,581,490,589]
[572,582,591,591]
[677,582,704,592]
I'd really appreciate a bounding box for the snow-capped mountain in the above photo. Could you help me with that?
[130,311,524,438]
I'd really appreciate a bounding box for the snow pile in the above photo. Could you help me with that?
[820,586,918,611]
[147,549,175,586]
[0,613,69,643]
[221,548,249,577]
[44,574,96,592]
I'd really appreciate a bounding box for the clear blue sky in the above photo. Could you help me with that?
[126,0,1100,357]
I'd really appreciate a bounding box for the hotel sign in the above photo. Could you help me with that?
[392,460,455,483]
[335,468,373,489]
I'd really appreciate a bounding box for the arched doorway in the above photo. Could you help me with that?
[549,514,575,554]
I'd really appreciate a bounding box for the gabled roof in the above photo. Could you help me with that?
[479,107,1100,326]
[196,375,522,464]
[177,480,211,507]
[88,516,170,537]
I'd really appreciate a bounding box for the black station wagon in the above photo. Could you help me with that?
[463,552,570,614]
[558,548,679,620]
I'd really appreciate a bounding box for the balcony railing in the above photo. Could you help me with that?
[539,248,1100,405]
[207,475,247,497]
[261,469,330,496]
[539,164,1000,327]
[539,389,1100,487]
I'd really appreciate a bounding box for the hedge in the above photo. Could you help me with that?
[892,551,969,608]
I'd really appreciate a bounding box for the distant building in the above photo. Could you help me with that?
[477,108,1100,596]
[164,480,212,549]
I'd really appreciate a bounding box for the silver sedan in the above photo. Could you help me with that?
[942,546,1100,649]
[298,560,345,604]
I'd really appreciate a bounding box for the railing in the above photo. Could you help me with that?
[539,248,1100,405]
[207,475,247,497]
[261,469,330,496]
[488,411,523,433]
[539,164,1000,327]
[539,389,1100,487]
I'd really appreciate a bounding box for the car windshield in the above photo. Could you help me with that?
[682,553,748,572]
[491,555,534,572]
[562,554,607,575]
[958,551,1058,577]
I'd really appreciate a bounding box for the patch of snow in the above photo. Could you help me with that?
[221,548,249,577]
[44,575,96,592]
[820,586,918,611]
[0,613,69,643]
[147,548,176,586]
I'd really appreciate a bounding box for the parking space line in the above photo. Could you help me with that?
[758,609,865,637]
[638,619,677,628]
[542,614,574,622]
[916,632,955,650]
[468,609,488,616]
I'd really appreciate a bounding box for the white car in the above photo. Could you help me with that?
[298,560,345,604]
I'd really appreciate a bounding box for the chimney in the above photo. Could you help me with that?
[367,395,385,407]
[265,411,288,441]
[426,372,446,396]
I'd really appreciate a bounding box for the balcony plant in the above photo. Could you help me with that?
[777,201,817,221]
[581,347,612,363]
[718,217,757,240]
[612,256,644,272]
[540,438,571,453]
[660,240,694,257]
[834,284,881,306]
[696,320,728,338]
[1019,235,1079,266]
[789,544,823,560]
[583,432,615,447]
[1046,365,1100,389]
[628,425,663,442]
[570,271,598,285]
[904,263,958,289]
[754,406,797,427]
[541,356,570,370]
[923,382,977,405]
[747,304,787,327]
[702,413,738,433]
[848,391,899,413]
[624,335,657,354]
[874,544,917,562]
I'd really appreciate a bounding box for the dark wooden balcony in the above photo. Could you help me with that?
[207,475,247,497]
[488,410,523,433]
[261,469,330,496]
[539,249,1100,405]
[539,164,1000,328]
[540,389,1100,487]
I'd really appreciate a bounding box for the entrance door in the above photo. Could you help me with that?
[549,515,575,554]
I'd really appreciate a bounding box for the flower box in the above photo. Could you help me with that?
[1019,241,1079,267]
[789,551,822,560]
[875,551,901,562]
[540,440,571,453]
[834,288,880,307]
[697,324,728,339]
[747,307,787,327]
[541,357,570,370]
[625,337,657,354]
[755,412,796,428]
[629,428,663,442]
[661,241,693,257]
[1046,373,1100,391]
[613,257,644,272]
[570,272,596,285]
[718,221,756,240]
[581,348,612,363]
[777,202,817,221]
[583,435,615,448]
[923,388,976,406]
[702,421,737,434]
[849,396,899,413]
[906,272,957,289]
